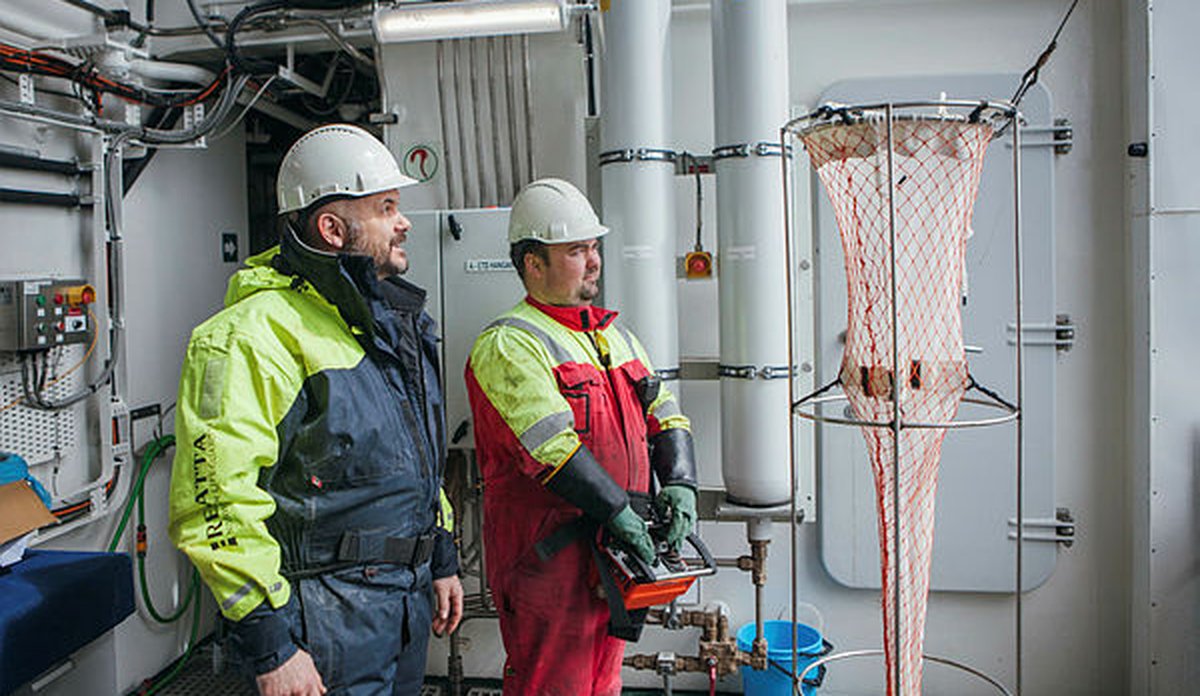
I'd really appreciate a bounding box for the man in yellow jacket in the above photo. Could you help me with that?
[169,124,461,696]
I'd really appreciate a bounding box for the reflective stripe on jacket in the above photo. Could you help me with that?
[465,297,688,585]
[169,230,455,624]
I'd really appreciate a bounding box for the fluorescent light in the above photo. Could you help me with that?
[373,0,571,43]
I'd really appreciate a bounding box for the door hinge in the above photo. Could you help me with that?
[1006,313,1075,352]
[1006,507,1075,547]
[1006,117,1073,154]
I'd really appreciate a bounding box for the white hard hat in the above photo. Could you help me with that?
[508,177,609,244]
[276,123,417,214]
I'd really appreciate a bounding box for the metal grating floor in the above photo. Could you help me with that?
[151,646,460,696]
[151,644,254,696]
[150,644,706,695]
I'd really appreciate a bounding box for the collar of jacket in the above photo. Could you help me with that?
[525,295,618,332]
[272,224,425,337]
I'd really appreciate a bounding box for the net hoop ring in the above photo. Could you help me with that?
[791,649,1014,696]
[792,389,1019,430]
[781,98,1021,139]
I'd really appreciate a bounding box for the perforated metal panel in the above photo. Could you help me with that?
[0,347,83,466]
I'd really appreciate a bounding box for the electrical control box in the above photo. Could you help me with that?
[0,279,95,352]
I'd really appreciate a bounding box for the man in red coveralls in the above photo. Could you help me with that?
[465,178,699,694]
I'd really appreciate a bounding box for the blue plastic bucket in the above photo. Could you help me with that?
[736,620,831,696]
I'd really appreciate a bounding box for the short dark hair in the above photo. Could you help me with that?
[510,239,549,281]
[282,195,355,247]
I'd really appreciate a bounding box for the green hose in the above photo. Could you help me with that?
[140,568,203,696]
[108,435,207,694]
[107,435,173,553]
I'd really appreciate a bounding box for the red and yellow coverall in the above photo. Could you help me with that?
[466,297,691,695]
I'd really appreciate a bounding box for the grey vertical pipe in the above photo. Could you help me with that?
[521,35,536,182]
[598,0,679,378]
[780,123,800,692]
[503,37,522,194]
[452,42,472,208]
[435,41,458,209]
[1011,114,1025,696]
[486,38,508,202]
[711,0,791,506]
[468,39,489,207]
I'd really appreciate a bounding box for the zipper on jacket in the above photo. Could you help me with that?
[410,313,440,484]
[587,330,635,490]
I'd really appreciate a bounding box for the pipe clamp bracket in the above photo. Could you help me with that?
[718,364,796,380]
[598,147,677,166]
[712,141,792,160]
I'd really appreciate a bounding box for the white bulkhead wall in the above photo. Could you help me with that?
[0,0,1162,694]
[666,0,1130,694]
[1,55,247,696]
[420,1,1136,694]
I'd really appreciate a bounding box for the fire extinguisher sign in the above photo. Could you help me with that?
[401,144,440,183]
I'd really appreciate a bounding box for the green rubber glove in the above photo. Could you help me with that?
[606,504,656,565]
[655,484,697,550]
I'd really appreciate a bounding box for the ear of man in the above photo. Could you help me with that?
[314,209,348,250]
[524,250,545,279]
[307,198,357,251]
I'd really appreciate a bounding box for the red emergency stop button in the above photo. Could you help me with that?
[64,284,96,306]
[685,251,713,279]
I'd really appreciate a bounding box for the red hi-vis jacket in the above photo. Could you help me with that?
[465,297,690,583]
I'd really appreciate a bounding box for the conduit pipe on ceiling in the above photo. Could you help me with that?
[0,2,93,44]
[598,0,680,381]
[712,0,791,506]
[128,59,217,86]
[126,59,316,132]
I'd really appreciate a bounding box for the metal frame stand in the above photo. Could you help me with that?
[779,99,1025,695]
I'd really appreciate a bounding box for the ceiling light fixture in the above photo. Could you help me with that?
[373,0,576,44]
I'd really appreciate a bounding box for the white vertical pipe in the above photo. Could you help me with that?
[712,0,791,506]
[599,0,680,377]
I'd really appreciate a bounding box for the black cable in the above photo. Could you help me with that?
[966,374,1017,412]
[226,0,377,75]
[1010,0,1080,108]
[19,354,50,410]
[688,152,703,251]
[792,378,842,410]
[37,351,51,401]
[582,10,597,117]
[226,1,289,76]
[286,0,375,8]
[0,188,86,207]
[0,47,224,110]
[57,0,122,26]
[186,0,227,50]
[300,52,356,116]
[38,350,53,396]
[123,107,182,193]
[153,401,176,441]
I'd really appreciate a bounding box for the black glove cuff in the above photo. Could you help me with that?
[228,594,298,676]
[650,428,698,490]
[545,445,629,523]
[430,526,460,579]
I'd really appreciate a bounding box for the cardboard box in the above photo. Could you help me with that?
[0,480,58,546]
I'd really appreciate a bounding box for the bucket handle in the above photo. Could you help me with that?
[767,638,835,689]
[777,602,825,634]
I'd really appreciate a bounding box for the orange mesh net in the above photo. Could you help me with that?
[801,116,993,695]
